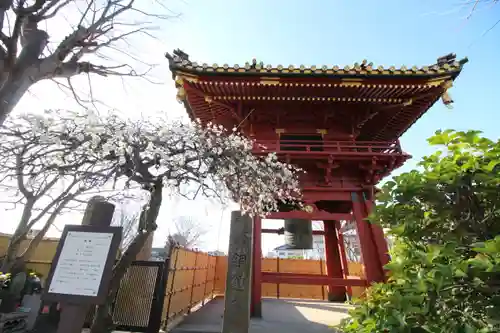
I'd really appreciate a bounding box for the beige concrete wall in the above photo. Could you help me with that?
[0,233,58,278]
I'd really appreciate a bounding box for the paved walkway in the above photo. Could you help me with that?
[170,298,351,333]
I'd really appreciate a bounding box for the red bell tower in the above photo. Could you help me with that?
[166,51,467,315]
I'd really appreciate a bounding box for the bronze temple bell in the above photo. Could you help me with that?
[284,219,313,249]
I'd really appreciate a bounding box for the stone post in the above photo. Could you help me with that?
[81,196,115,227]
[135,234,154,260]
[222,211,253,333]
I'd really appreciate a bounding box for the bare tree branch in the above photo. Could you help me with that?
[460,0,500,43]
[168,216,209,249]
[0,0,179,125]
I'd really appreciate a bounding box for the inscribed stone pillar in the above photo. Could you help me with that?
[135,208,154,261]
[222,211,253,333]
[81,196,115,227]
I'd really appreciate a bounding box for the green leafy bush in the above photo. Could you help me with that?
[340,130,500,333]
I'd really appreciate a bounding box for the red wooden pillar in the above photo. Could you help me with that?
[351,192,385,283]
[335,221,352,298]
[323,220,346,301]
[251,216,262,317]
[363,197,390,273]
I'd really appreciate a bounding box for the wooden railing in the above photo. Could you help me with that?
[253,140,404,155]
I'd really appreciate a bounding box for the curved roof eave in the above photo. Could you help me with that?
[166,50,468,82]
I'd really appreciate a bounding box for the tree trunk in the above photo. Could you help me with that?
[0,77,35,125]
[14,211,57,267]
[16,198,71,265]
[2,193,72,272]
[1,230,27,273]
[1,200,35,272]
[1,238,22,273]
[89,180,163,333]
[90,300,114,333]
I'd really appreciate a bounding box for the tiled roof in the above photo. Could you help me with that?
[273,244,294,251]
[167,50,467,142]
[166,50,467,79]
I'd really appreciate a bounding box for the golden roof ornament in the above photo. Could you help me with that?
[303,205,314,213]
[176,87,186,102]
[441,80,454,108]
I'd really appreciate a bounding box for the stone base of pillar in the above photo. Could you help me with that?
[327,291,347,302]
[250,304,262,318]
[0,312,29,333]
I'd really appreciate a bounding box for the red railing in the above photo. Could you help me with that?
[253,140,404,156]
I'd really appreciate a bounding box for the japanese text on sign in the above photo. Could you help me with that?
[48,231,113,297]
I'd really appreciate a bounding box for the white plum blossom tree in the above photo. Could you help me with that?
[10,109,301,332]
[0,110,123,271]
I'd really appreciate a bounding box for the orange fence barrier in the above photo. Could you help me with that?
[161,248,366,328]
[213,256,365,300]
[15,245,365,328]
[1,235,365,330]
[162,248,218,327]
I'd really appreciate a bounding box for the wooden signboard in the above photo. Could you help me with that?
[42,225,122,305]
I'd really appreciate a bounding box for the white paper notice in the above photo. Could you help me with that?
[48,231,113,296]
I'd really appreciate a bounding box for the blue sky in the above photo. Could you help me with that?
[3,0,499,254]
[153,0,499,252]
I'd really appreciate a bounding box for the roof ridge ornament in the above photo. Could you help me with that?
[437,53,456,66]
[436,53,468,67]
[166,49,190,64]
[166,50,468,79]
[249,58,264,70]
[360,59,373,69]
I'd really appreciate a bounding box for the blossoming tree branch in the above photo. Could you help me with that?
[0,110,128,271]
[0,109,302,332]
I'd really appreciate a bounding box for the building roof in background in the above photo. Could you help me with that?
[273,244,295,251]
